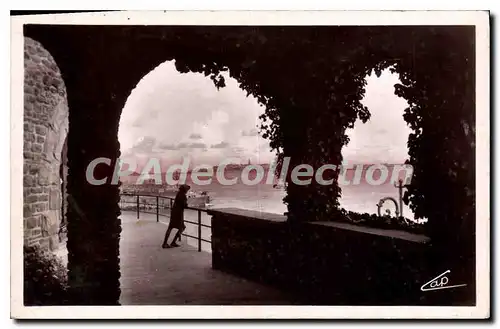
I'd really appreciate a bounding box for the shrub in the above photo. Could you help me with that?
[24,245,69,305]
[337,208,426,235]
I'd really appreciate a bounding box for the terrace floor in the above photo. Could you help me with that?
[118,211,299,305]
[54,211,299,305]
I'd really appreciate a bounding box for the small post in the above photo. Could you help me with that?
[156,196,159,222]
[170,198,173,209]
[136,195,139,219]
[198,210,202,252]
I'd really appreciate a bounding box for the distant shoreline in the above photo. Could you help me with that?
[129,163,409,176]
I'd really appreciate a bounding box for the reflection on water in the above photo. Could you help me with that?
[191,179,416,221]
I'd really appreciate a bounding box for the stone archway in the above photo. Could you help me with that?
[23,37,69,251]
[23,25,476,305]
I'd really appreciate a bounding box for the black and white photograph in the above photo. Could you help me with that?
[10,10,490,319]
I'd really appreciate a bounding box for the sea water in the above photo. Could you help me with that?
[186,172,416,220]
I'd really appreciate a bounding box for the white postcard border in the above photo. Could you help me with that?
[10,10,490,319]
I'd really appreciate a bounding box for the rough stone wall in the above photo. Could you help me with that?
[23,37,69,251]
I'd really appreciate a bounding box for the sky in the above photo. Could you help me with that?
[342,68,412,164]
[117,61,412,171]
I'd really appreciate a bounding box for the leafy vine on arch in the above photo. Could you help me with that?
[170,27,474,246]
[23,25,475,306]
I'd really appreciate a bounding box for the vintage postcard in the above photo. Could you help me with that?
[10,10,490,319]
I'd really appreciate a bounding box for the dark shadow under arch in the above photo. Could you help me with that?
[24,25,475,305]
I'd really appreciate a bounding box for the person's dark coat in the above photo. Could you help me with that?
[169,185,189,230]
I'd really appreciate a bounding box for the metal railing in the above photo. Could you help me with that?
[119,192,211,252]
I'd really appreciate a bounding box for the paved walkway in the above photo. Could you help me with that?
[118,211,299,305]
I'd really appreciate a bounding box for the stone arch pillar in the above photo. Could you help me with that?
[23,27,177,305]
[23,37,69,251]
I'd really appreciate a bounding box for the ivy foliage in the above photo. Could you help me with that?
[166,26,474,242]
[24,25,476,307]
[24,245,68,305]
[27,25,474,241]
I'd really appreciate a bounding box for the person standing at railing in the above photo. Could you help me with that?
[161,184,190,248]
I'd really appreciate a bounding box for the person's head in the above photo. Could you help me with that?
[179,184,191,194]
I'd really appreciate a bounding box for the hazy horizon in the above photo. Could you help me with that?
[124,162,411,175]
